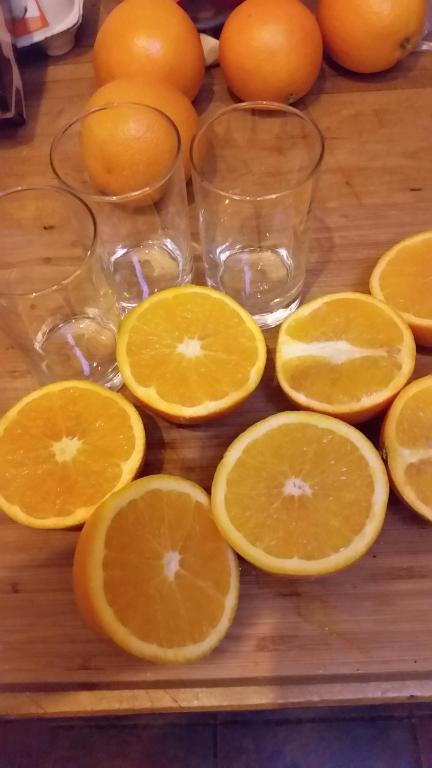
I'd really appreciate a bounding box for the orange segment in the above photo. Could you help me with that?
[73,475,239,662]
[212,411,389,575]
[370,231,432,346]
[382,375,432,522]
[116,285,267,423]
[0,381,145,528]
[276,292,416,423]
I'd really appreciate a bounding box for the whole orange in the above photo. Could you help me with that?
[93,0,205,100]
[317,0,427,73]
[80,103,179,197]
[86,78,198,179]
[219,0,323,102]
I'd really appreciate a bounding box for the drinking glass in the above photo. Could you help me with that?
[50,103,193,316]
[191,102,324,328]
[0,186,121,388]
[418,0,432,49]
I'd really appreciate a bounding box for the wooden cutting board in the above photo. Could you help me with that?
[1,3,432,716]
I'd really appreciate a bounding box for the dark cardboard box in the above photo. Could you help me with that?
[0,0,25,123]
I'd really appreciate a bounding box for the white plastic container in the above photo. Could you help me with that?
[10,0,83,56]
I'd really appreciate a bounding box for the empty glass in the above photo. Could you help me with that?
[0,186,121,388]
[50,103,193,316]
[191,102,324,328]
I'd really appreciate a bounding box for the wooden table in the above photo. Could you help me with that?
[1,2,432,718]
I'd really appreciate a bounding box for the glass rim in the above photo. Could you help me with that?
[190,100,325,201]
[0,184,98,299]
[50,101,182,203]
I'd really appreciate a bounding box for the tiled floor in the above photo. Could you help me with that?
[1,705,432,767]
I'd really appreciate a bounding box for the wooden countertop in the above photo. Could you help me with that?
[1,2,432,717]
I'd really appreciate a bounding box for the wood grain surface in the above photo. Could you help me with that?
[1,1,432,717]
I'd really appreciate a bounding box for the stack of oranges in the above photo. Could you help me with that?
[83,0,426,195]
[91,0,427,109]
[81,0,204,194]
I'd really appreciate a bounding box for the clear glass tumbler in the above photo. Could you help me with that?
[0,186,121,388]
[50,103,193,317]
[191,102,324,328]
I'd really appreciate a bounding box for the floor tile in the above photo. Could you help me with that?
[413,704,432,717]
[217,703,411,723]
[414,717,432,768]
[218,717,421,768]
[52,712,217,728]
[0,719,54,768]
[0,722,19,768]
[51,722,215,768]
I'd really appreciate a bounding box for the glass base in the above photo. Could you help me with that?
[208,244,304,329]
[33,363,123,391]
[252,295,302,329]
[107,240,191,317]
[101,366,124,391]
[34,315,122,388]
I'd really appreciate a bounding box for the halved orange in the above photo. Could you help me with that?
[73,474,239,663]
[116,285,267,423]
[276,291,416,424]
[0,381,145,529]
[212,411,389,575]
[370,231,432,347]
[382,375,432,522]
